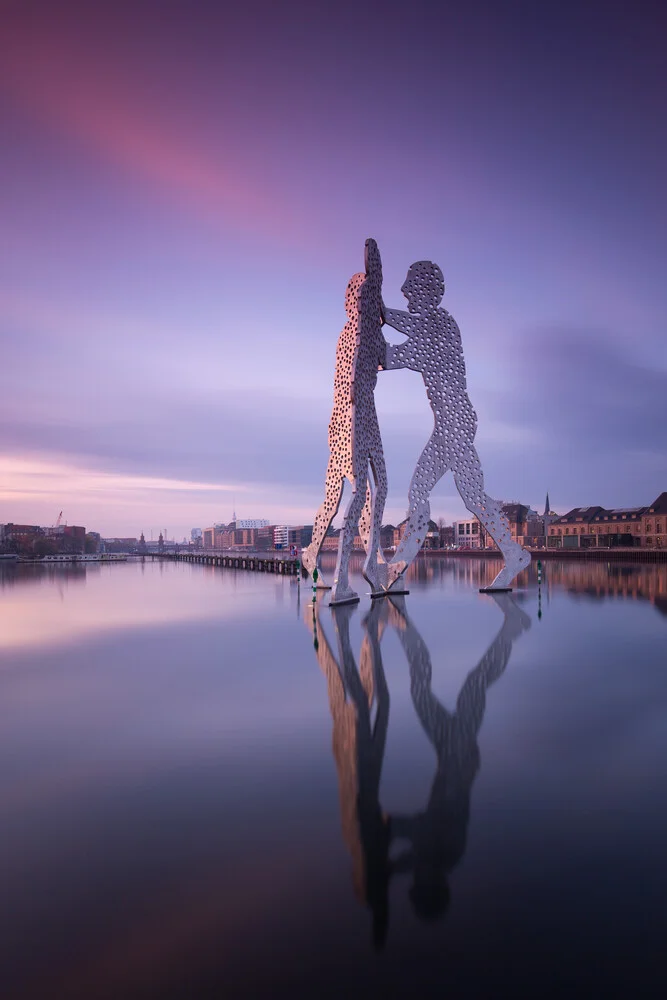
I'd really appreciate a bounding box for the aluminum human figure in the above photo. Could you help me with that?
[381,261,531,590]
[301,239,387,604]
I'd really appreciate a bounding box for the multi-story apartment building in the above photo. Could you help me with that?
[643,493,667,549]
[2,523,86,554]
[453,518,483,548]
[273,525,289,548]
[321,528,341,551]
[288,525,313,550]
[203,526,223,549]
[547,494,667,549]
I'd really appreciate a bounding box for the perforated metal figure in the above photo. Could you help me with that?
[382,261,531,590]
[301,239,388,604]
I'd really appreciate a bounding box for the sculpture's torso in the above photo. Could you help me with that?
[329,278,384,467]
[392,309,477,438]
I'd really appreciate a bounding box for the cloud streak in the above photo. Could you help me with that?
[1,17,297,240]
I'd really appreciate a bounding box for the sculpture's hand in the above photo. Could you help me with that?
[378,335,388,371]
[384,344,406,370]
[365,237,382,279]
[383,307,414,338]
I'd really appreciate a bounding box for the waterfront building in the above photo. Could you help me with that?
[439,524,455,548]
[2,523,86,555]
[380,524,396,550]
[103,538,139,553]
[423,520,441,549]
[236,519,269,530]
[547,506,606,548]
[321,528,341,551]
[251,525,273,550]
[643,493,667,549]
[1,524,44,545]
[203,527,220,549]
[469,495,558,550]
[229,528,260,548]
[203,525,235,549]
[453,518,483,549]
[273,526,289,548]
[288,525,313,550]
[548,506,648,549]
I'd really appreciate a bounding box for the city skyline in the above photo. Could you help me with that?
[1,0,666,538]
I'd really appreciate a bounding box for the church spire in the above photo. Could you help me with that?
[544,491,550,516]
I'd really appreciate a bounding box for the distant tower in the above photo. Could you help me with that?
[542,492,552,550]
[158,532,164,553]
[139,532,146,553]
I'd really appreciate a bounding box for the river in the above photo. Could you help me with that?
[1,556,666,999]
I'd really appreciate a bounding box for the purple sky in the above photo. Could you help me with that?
[1,0,666,538]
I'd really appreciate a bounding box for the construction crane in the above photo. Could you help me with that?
[54,511,63,529]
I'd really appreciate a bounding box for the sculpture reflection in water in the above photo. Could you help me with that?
[307,592,530,947]
[307,597,392,947]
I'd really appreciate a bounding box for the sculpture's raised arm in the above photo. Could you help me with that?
[364,237,382,284]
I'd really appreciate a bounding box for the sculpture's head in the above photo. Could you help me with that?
[401,261,445,314]
[345,272,366,319]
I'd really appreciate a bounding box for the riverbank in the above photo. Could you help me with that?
[420,547,667,563]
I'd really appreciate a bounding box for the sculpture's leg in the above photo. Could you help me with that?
[453,445,531,590]
[301,463,344,587]
[361,446,388,592]
[358,474,375,561]
[386,434,447,590]
[331,474,367,604]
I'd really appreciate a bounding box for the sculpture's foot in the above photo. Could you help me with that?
[501,600,532,640]
[301,545,329,587]
[484,546,531,591]
[329,582,360,606]
[300,544,316,575]
[385,560,407,591]
[364,558,387,594]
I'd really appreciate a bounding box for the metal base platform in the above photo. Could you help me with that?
[479,587,513,593]
[370,589,410,599]
[329,595,361,607]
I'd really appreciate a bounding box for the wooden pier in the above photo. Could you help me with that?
[164,550,305,576]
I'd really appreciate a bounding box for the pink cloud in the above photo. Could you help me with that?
[1,19,298,239]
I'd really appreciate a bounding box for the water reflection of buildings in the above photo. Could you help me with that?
[545,561,667,613]
[0,562,89,590]
[307,593,530,946]
[320,551,521,591]
[319,553,667,610]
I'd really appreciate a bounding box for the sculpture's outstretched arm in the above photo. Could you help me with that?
[382,305,415,338]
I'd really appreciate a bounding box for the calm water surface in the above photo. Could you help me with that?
[1,556,666,999]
